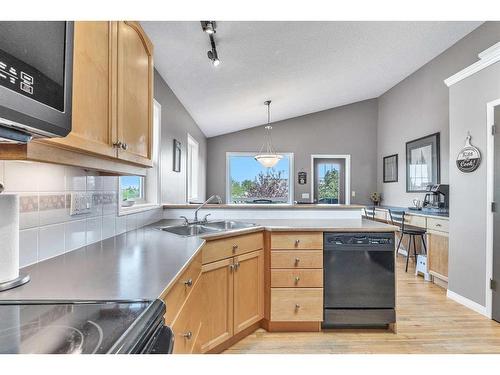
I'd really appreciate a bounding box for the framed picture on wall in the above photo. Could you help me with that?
[383,154,398,183]
[173,139,181,172]
[406,132,440,192]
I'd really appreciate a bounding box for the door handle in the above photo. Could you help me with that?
[294,258,300,266]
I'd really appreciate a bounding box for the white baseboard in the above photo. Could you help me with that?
[446,290,489,317]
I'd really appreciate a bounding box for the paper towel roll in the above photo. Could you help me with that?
[0,194,19,283]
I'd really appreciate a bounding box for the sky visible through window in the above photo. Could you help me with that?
[230,155,290,182]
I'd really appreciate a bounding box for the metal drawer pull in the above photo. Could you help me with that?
[182,331,192,340]
[294,239,300,246]
[183,278,193,287]
[294,276,300,284]
[294,258,300,266]
[232,244,238,252]
[435,223,442,227]
[295,304,301,311]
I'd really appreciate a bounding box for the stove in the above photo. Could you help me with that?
[0,300,173,354]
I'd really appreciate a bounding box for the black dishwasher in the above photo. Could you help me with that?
[323,232,395,328]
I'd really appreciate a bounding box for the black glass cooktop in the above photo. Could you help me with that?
[0,301,151,354]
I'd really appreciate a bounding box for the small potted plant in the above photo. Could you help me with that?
[370,192,382,206]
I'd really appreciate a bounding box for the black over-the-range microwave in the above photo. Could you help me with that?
[0,21,73,143]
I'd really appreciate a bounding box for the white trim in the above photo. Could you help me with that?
[225,151,294,204]
[485,98,500,319]
[310,154,351,205]
[187,133,200,202]
[447,290,488,317]
[444,42,500,87]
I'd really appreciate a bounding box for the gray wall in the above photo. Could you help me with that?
[207,99,378,204]
[154,70,207,203]
[377,22,500,206]
[448,62,500,307]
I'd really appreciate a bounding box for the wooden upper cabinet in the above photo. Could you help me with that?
[233,250,264,334]
[116,21,154,166]
[44,21,116,158]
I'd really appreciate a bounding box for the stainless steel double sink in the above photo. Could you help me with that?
[157,220,257,237]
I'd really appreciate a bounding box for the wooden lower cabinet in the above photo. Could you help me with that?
[428,230,449,281]
[199,257,234,353]
[233,250,264,334]
[199,249,264,353]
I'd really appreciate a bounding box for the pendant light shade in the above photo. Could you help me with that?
[255,101,283,168]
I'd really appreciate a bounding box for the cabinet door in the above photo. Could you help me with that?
[46,21,116,157]
[233,250,264,334]
[116,21,153,166]
[200,258,234,353]
[428,231,449,279]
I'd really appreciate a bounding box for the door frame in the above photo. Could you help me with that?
[486,97,500,319]
[310,154,351,205]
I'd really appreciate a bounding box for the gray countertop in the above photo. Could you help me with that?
[1,218,396,301]
[375,205,449,219]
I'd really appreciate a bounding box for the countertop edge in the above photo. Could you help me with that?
[163,204,365,210]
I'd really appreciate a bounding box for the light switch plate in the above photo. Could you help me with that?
[301,193,310,199]
[70,192,92,216]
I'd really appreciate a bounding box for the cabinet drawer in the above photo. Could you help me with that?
[406,214,426,228]
[162,252,202,325]
[202,232,263,264]
[171,277,203,354]
[270,288,323,321]
[271,250,323,269]
[271,269,323,288]
[427,217,449,233]
[271,232,323,250]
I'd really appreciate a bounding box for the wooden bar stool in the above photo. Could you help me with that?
[363,206,376,220]
[388,210,427,272]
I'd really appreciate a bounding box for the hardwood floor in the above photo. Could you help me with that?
[224,256,500,353]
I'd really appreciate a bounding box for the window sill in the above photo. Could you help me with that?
[118,203,160,216]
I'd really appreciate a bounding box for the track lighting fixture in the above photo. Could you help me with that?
[201,21,216,34]
[200,21,221,67]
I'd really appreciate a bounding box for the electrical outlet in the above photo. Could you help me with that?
[351,191,356,197]
[70,192,92,216]
[301,193,310,199]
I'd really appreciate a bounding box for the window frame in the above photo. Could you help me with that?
[187,133,200,202]
[310,154,351,205]
[225,151,294,205]
[118,99,162,215]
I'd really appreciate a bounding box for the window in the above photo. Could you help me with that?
[187,134,199,202]
[226,152,294,204]
[119,99,161,212]
[311,155,350,205]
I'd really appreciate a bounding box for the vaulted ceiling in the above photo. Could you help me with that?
[142,21,482,137]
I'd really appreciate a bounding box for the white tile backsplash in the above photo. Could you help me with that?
[39,223,66,261]
[64,219,87,252]
[19,228,38,267]
[2,161,162,268]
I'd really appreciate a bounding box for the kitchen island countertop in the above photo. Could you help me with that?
[0,218,396,302]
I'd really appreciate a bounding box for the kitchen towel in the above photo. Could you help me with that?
[0,194,19,283]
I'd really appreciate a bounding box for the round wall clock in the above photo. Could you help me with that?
[456,133,481,173]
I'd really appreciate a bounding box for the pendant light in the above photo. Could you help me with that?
[255,100,283,168]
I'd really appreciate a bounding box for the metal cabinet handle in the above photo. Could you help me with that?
[182,331,192,340]
[229,264,235,271]
[121,143,128,150]
[113,141,123,149]
[232,244,238,252]
[295,304,301,311]
[294,239,300,247]
[234,262,240,270]
[183,278,193,287]
[294,276,300,284]
[294,258,300,266]
[435,223,442,227]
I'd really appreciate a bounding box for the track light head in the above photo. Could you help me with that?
[207,49,220,67]
[201,21,216,34]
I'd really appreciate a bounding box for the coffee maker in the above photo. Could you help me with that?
[423,184,449,209]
